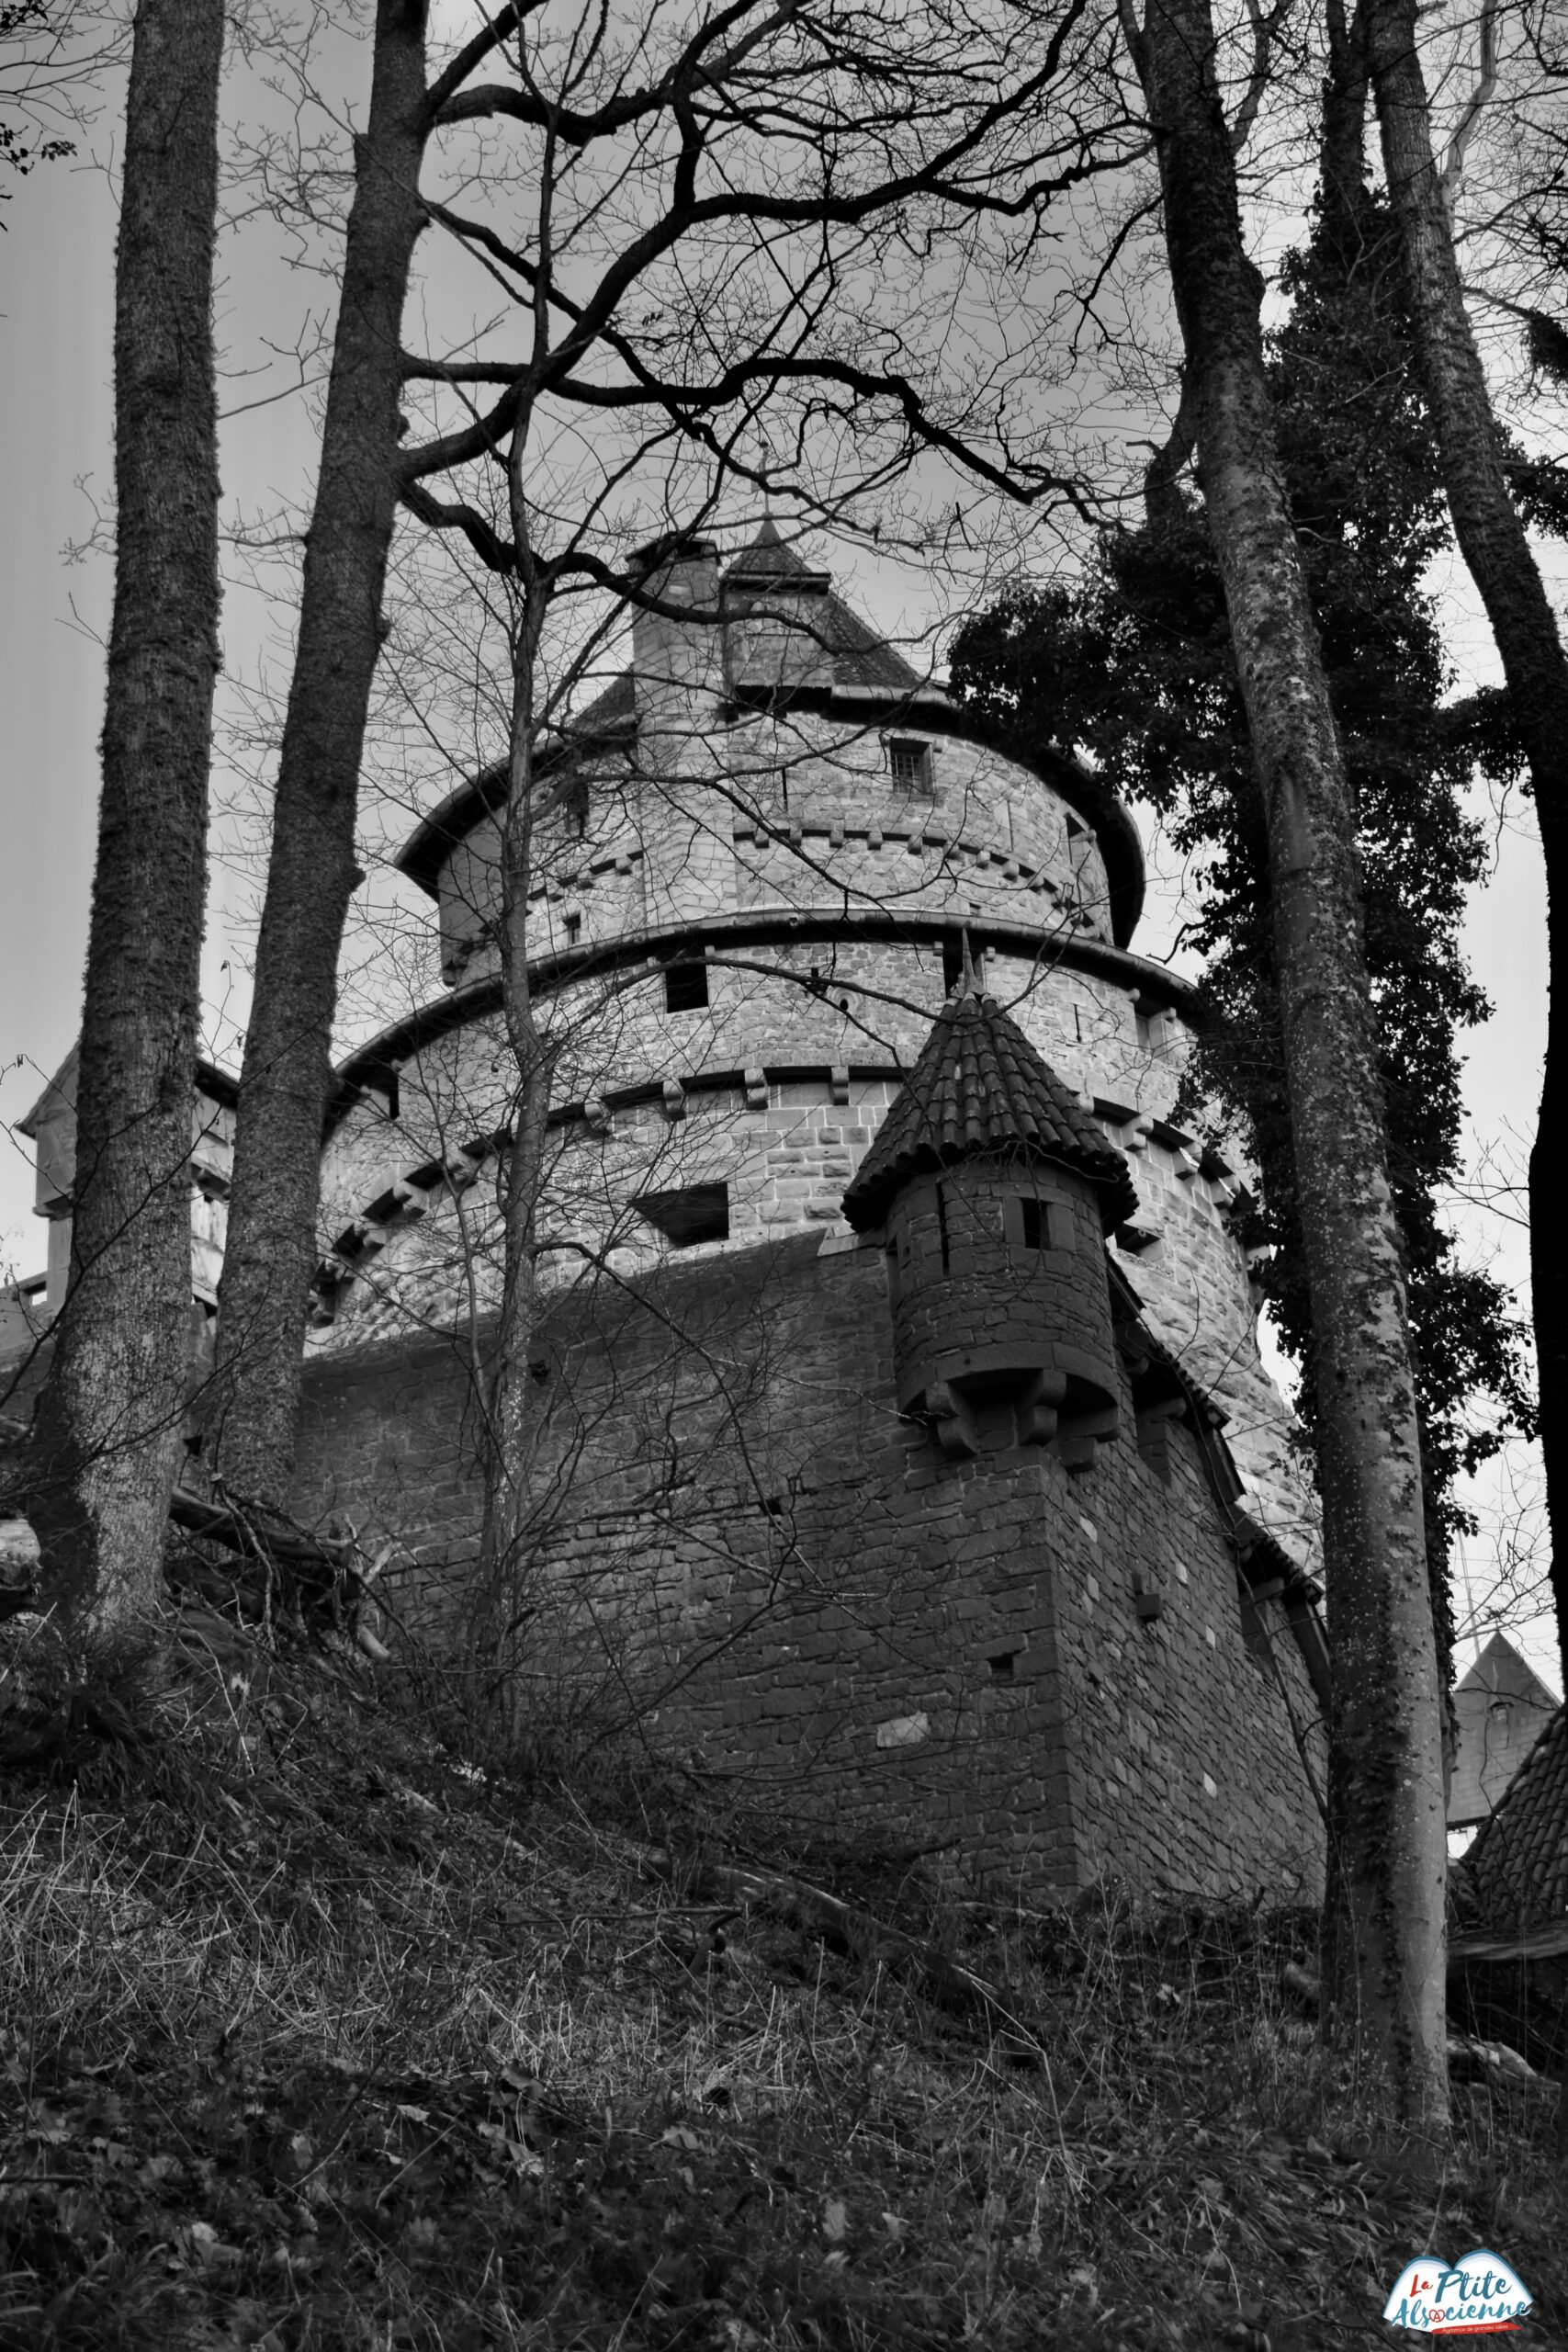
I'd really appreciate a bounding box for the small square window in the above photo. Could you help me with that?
[987,1651,1017,1683]
[1007,1194,1055,1251]
[632,1182,729,1248]
[889,738,932,790]
[1020,1196,1053,1250]
[664,954,709,1012]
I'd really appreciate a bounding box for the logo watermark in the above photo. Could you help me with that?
[1382,2249,1533,2335]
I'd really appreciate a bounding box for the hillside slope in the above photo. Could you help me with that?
[1,1623,1563,2350]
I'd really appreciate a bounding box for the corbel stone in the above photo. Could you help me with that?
[1058,1408,1119,1472]
[583,1095,613,1136]
[744,1066,768,1110]
[829,1066,850,1105]
[662,1079,686,1122]
[1017,1369,1069,1446]
[925,1379,980,1462]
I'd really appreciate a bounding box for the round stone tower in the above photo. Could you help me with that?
[842,984,1137,1464]
[310,521,1318,1567]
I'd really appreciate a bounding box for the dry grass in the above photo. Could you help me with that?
[0,1633,1564,2350]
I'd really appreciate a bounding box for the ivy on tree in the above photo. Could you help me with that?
[951,194,1531,1658]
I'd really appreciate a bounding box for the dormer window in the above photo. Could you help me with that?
[888,738,932,790]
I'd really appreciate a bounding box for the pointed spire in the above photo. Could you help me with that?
[840,992,1138,1232]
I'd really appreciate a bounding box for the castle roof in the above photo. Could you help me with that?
[721,522,923,693]
[1449,1634,1561,1829]
[1455,1695,1568,1938]
[840,986,1139,1232]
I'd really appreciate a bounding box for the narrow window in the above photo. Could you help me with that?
[1066,812,1091,878]
[936,1182,950,1273]
[889,737,932,790]
[665,951,709,1012]
[1020,1196,1052,1250]
[565,776,590,840]
[632,1182,729,1248]
[563,911,582,947]
[1073,1003,1083,1043]
[885,1242,900,1302]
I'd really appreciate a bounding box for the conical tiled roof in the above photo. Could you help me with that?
[840,989,1138,1232]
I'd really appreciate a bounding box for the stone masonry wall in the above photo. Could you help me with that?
[291,1231,1325,1902]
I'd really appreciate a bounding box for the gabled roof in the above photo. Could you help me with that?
[840,985,1138,1232]
[722,522,923,692]
[1457,1698,1568,1936]
[17,1044,238,1136]
[1449,1634,1562,1829]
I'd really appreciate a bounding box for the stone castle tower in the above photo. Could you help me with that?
[291,523,1328,1895]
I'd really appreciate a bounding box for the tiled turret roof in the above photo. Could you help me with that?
[840,987,1138,1232]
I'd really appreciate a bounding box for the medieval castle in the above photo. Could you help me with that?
[10,524,1331,1899]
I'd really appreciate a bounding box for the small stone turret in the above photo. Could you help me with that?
[841,987,1138,1464]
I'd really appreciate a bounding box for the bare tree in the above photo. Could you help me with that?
[21,0,223,1672]
[210,0,1138,1507]
[1116,0,1448,2123]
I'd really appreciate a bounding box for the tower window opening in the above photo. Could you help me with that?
[1019,1196,1054,1250]
[1073,1004,1083,1042]
[632,1182,729,1248]
[665,952,709,1012]
[563,911,582,947]
[936,1182,950,1273]
[987,1651,1018,1683]
[565,777,590,840]
[889,738,932,790]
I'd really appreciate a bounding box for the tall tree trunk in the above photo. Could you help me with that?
[25,0,222,1669]
[210,0,430,1502]
[470,430,551,1737]
[1365,0,1568,1706]
[1129,0,1448,2125]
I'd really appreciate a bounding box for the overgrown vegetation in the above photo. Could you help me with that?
[1,1620,1563,2350]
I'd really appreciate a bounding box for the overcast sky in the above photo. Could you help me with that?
[0,19,1557,1689]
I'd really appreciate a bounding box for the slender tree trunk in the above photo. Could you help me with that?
[25,0,222,1669]
[1365,0,1568,1706]
[210,0,430,1501]
[1131,0,1448,2125]
[470,429,552,1734]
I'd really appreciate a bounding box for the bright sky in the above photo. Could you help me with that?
[0,9,1557,1690]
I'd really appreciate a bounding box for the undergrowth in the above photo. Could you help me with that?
[0,1625,1563,2350]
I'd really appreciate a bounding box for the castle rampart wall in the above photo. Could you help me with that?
[290,1233,1325,1900]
